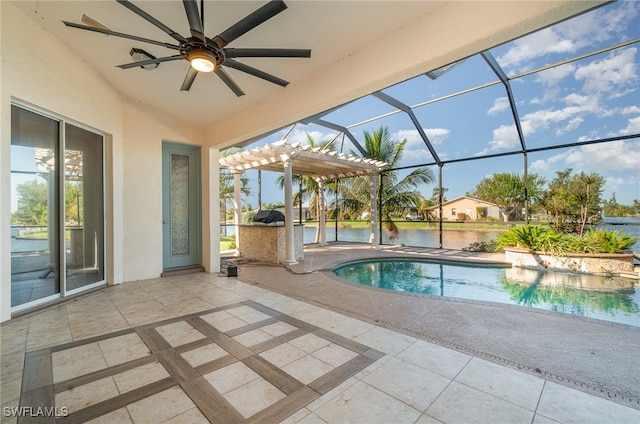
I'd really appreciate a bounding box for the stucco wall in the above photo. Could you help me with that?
[1,1,126,321]
[0,2,209,321]
[431,198,501,221]
[121,104,205,281]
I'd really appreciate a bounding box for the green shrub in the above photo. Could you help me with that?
[243,211,257,223]
[582,228,637,253]
[495,224,637,254]
[495,225,560,251]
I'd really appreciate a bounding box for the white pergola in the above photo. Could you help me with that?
[220,140,387,264]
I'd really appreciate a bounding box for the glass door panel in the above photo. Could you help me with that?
[65,124,105,291]
[10,106,61,307]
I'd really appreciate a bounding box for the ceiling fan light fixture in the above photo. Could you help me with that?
[190,51,216,73]
[129,48,158,70]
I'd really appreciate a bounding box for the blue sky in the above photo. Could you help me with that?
[236,1,640,209]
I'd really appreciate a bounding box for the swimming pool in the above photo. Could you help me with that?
[333,258,640,327]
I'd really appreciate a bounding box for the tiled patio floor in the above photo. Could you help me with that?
[2,252,639,423]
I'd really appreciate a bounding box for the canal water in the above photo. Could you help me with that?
[304,217,640,250]
[220,217,640,250]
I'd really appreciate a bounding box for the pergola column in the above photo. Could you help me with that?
[283,160,297,264]
[369,173,379,249]
[317,179,327,246]
[233,171,242,254]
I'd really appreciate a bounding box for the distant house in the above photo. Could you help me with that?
[428,196,501,221]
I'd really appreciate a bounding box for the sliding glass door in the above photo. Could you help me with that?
[10,105,105,310]
[10,106,61,307]
[64,123,105,293]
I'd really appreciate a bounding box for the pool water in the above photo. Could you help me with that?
[333,258,640,327]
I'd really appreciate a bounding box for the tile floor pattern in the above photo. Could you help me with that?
[2,274,639,423]
[18,301,382,423]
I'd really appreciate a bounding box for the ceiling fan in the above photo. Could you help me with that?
[62,0,311,96]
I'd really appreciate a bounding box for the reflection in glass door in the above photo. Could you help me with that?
[10,105,105,310]
[10,106,61,307]
[65,124,105,293]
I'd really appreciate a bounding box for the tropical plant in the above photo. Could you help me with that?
[220,148,251,235]
[582,228,638,253]
[339,126,434,239]
[276,134,335,243]
[496,224,637,254]
[495,225,562,252]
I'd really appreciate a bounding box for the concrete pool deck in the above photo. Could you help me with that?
[229,242,640,409]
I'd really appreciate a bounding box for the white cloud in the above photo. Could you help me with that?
[497,27,575,71]
[497,2,638,73]
[393,129,422,147]
[392,128,450,146]
[490,124,520,148]
[555,117,584,136]
[283,128,337,146]
[575,47,638,94]
[483,91,616,154]
[529,141,640,200]
[487,97,510,116]
[563,141,640,175]
[424,128,450,145]
[612,115,640,136]
[529,158,551,174]
[620,105,640,115]
[536,63,576,101]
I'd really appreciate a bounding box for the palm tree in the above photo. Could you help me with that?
[220,148,251,234]
[275,134,335,243]
[340,126,434,239]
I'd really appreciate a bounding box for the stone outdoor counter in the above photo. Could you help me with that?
[237,224,304,264]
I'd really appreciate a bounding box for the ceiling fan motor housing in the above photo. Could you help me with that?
[180,40,224,66]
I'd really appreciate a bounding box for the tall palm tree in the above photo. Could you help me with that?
[340,126,434,239]
[220,148,251,233]
[276,134,335,243]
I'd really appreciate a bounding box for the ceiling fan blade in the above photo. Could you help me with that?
[62,21,180,50]
[117,55,183,69]
[180,67,199,91]
[183,0,205,42]
[223,48,311,58]
[215,67,246,97]
[116,0,188,43]
[212,0,287,48]
[223,59,289,87]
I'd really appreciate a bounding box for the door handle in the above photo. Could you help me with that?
[163,219,167,224]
